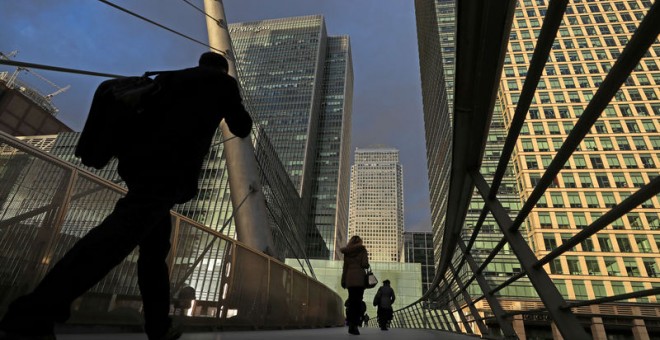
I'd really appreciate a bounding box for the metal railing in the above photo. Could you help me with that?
[394,0,660,339]
[0,130,343,329]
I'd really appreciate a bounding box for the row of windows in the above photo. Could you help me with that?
[521,120,660,136]
[542,233,660,254]
[532,210,659,230]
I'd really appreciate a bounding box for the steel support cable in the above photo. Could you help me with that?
[535,175,660,268]
[0,59,123,78]
[96,0,227,56]
[509,1,660,233]
[489,0,568,197]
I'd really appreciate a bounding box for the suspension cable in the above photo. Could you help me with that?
[96,0,226,56]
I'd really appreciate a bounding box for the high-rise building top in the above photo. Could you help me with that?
[349,146,404,262]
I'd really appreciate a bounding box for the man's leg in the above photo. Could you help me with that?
[0,192,173,335]
[138,214,175,339]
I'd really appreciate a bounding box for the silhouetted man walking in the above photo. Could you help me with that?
[0,52,252,340]
[375,279,395,331]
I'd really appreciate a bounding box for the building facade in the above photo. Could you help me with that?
[0,73,72,136]
[229,15,353,259]
[404,231,436,294]
[348,147,404,262]
[417,0,660,337]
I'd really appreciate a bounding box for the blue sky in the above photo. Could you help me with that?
[0,0,432,231]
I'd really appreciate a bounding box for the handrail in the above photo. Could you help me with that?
[0,131,343,329]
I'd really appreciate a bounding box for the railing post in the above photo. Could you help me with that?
[448,289,473,334]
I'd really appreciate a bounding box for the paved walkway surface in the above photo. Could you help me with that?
[57,327,480,340]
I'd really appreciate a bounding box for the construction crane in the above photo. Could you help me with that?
[0,50,70,100]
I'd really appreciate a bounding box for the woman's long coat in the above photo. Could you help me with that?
[341,244,369,288]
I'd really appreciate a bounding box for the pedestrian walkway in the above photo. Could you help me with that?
[57,327,480,340]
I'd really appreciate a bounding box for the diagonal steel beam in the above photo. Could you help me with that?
[471,171,589,339]
[445,279,473,334]
[458,238,518,339]
[449,263,490,336]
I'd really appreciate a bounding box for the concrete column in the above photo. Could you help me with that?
[590,317,608,340]
[513,314,526,340]
[632,319,650,340]
[551,322,564,340]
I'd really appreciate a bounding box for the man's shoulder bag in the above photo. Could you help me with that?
[75,71,167,169]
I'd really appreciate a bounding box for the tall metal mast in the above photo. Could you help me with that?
[203,0,277,258]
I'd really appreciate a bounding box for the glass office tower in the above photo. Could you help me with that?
[229,15,353,259]
[404,231,436,293]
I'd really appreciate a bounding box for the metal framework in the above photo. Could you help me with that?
[394,0,660,339]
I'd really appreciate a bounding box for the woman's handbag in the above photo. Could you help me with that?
[365,268,378,288]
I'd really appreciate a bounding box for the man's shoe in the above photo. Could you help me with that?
[156,324,182,340]
[348,325,360,335]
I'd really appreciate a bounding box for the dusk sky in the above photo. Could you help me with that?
[0,0,432,231]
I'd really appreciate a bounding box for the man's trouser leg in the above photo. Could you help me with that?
[0,192,173,334]
[138,214,174,338]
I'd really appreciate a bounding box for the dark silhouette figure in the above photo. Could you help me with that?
[341,235,370,336]
[374,279,396,331]
[0,52,252,340]
[173,284,196,317]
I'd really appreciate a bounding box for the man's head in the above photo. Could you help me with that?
[199,52,229,73]
[383,279,390,286]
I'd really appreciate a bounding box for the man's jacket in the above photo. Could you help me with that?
[117,66,252,203]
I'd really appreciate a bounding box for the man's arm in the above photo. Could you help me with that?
[224,77,253,138]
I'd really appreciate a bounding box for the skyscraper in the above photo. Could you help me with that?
[417,0,660,336]
[404,231,435,293]
[503,0,660,304]
[229,15,353,259]
[348,147,404,262]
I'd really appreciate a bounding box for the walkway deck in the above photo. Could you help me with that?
[57,327,480,340]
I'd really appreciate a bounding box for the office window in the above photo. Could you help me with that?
[585,257,601,275]
[568,193,582,208]
[544,234,558,250]
[556,212,570,228]
[636,236,652,253]
[563,173,576,188]
[567,256,581,275]
[612,173,627,188]
[616,235,633,252]
[581,237,595,252]
[573,212,588,229]
[644,260,658,277]
[598,236,613,252]
[580,174,594,188]
[572,280,589,299]
[624,258,640,277]
[607,155,621,168]
[604,257,620,276]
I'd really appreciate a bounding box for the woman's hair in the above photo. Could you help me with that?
[348,235,362,245]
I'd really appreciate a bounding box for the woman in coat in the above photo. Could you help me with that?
[341,235,370,335]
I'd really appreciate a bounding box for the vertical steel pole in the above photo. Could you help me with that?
[203,0,276,257]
